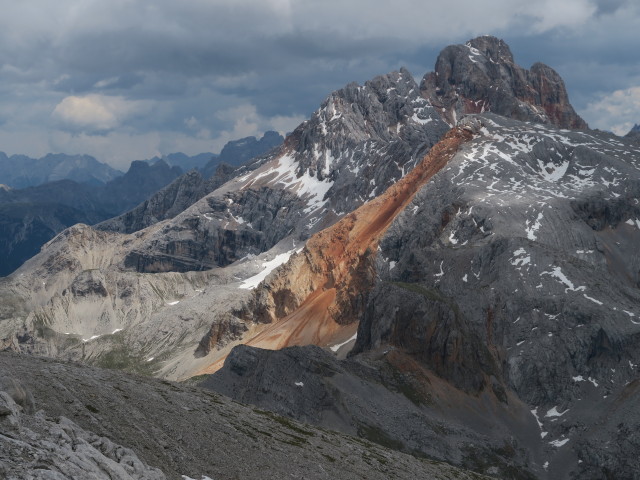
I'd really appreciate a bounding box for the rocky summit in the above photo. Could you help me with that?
[421,36,587,130]
[1,36,639,479]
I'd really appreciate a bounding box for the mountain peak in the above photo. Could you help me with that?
[625,123,640,142]
[421,36,588,130]
[466,35,514,64]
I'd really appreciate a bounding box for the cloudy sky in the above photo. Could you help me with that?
[0,0,638,170]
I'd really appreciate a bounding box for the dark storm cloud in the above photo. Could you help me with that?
[0,0,639,166]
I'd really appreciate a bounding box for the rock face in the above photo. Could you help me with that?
[0,352,487,480]
[421,36,588,130]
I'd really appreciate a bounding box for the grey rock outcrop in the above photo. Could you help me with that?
[421,36,588,129]
[0,377,165,480]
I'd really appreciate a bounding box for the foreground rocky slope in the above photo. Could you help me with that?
[0,352,487,480]
[208,344,540,479]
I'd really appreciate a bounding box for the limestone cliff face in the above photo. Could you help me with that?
[421,35,587,129]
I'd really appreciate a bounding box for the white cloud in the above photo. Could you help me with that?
[0,0,639,168]
[268,114,306,136]
[582,86,640,135]
[213,104,305,144]
[52,94,151,131]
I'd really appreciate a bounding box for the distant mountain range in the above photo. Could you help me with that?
[0,131,284,190]
[0,160,182,276]
[0,152,123,189]
[144,152,215,172]
[0,133,284,276]
[200,131,284,178]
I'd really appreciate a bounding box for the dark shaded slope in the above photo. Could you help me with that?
[0,351,489,480]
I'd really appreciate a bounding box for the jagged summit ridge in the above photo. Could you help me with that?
[421,35,588,130]
[118,68,448,273]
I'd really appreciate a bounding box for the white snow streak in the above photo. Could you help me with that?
[330,332,358,352]
[239,249,301,290]
[540,266,585,292]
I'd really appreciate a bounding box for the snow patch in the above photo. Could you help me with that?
[583,294,603,305]
[540,266,586,292]
[525,213,544,241]
[239,249,302,290]
[330,332,358,352]
[545,406,569,418]
[625,218,640,229]
[537,159,569,182]
[511,248,531,267]
[434,260,444,279]
[549,438,570,448]
[251,154,334,214]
